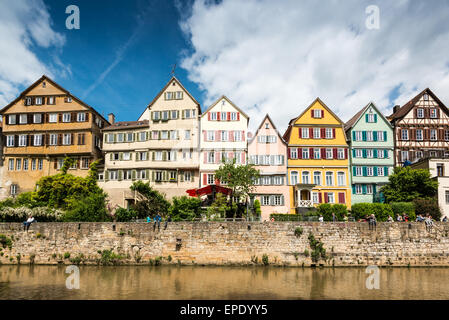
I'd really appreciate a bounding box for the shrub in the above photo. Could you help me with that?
[169,196,202,221]
[317,204,348,221]
[390,202,416,221]
[0,234,13,249]
[63,252,71,259]
[253,199,262,217]
[413,198,442,221]
[270,214,303,221]
[351,203,394,222]
[308,233,327,264]
[130,182,170,218]
[98,249,123,265]
[115,207,137,222]
[63,192,110,222]
[262,254,269,266]
[0,207,63,222]
[294,227,303,237]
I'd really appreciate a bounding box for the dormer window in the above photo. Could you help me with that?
[423,93,429,101]
[265,123,269,129]
[25,97,32,106]
[65,96,72,103]
[312,109,323,118]
[35,97,42,105]
[42,82,46,88]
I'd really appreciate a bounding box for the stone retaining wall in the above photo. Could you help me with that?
[1,222,449,266]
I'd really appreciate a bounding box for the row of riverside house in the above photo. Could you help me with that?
[1,75,449,221]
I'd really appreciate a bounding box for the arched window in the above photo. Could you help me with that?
[290,171,298,185]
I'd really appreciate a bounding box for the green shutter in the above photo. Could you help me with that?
[113,134,117,142]
[119,152,123,161]
[352,185,356,194]
[152,171,155,181]
[373,131,378,141]
[352,131,356,140]
[132,170,136,181]
[118,170,123,181]
[373,149,378,158]
[373,167,378,176]
[105,170,109,182]
[146,131,149,141]
[151,111,154,120]
[384,167,388,176]
[383,131,387,141]
[352,149,356,157]
[365,114,369,122]
[180,171,184,182]
[374,114,378,122]
[145,169,149,180]
[363,167,367,176]
[362,184,367,194]
[353,167,357,176]
[182,110,185,119]
[109,153,113,161]
[152,152,155,161]
[362,131,367,141]
[162,151,167,161]
[363,149,367,158]
[373,184,377,194]
[384,150,388,158]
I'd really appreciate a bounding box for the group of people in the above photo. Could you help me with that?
[146,214,171,231]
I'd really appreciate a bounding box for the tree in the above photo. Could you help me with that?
[253,199,262,219]
[130,181,170,218]
[381,167,438,203]
[413,198,442,221]
[63,191,111,222]
[206,193,233,220]
[169,196,202,221]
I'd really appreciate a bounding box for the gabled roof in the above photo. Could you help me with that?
[102,120,149,131]
[138,76,201,119]
[282,98,344,143]
[389,88,449,121]
[0,75,109,124]
[201,95,249,122]
[249,114,287,145]
[344,102,393,132]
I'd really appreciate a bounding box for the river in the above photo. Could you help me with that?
[0,265,448,299]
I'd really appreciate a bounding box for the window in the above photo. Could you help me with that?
[139,131,147,141]
[6,135,14,147]
[265,123,269,129]
[313,128,320,139]
[312,192,319,204]
[377,167,384,176]
[338,148,345,159]
[325,172,334,186]
[430,129,437,141]
[10,185,18,196]
[377,131,385,141]
[314,148,321,159]
[50,134,57,146]
[35,97,43,105]
[63,113,71,122]
[153,111,160,121]
[162,111,169,120]
[446,191,449,205]
[356,149,363,158]
[170,130,177,140]
[366,185,373,194]
[184,171,192,182]
[140,170,147,180]
[314,172,321,186]
[184,109,191,119]
[337,172,345,186]
[401,151,409,161]
[62,134,71,145]
[327,192,335,204]
[401,129,409,140]
[290,148,298,159]
[207,174,215,185]
[221,131,228,141]
[57,158,64,169]
[207,131,215,141]
[77,112,86,122]
[155,171,163,182]
[262,195,270,206]
[234,131,242,141]
[416,129,423,141]
[137,152,148,161]
[109,170,118,180]
[302,128,309,138]
[34,134,42,146]
[417,108,424,118]
[16,159,22,170]
[33,114,42,123]
[185,130,191,140]
[8,159,14,171]
[8,115,16,124]
[326,148,333,159]
[182,150,192,160]
[416,151,423,160]
[19,114,27,124]
[423,94,429,101]
[123,170,132,180]
[231,112,237,121]
[208,152,215,163]
[122,152,131,161]
[290,171,298,185]
[25,97,32,106]
[168,151,177,161]
[81,158,89,169]
[274,195,283,206]
[302,148,309,159]
[355,131,362,141]
[325,128,333,139]
[445,130,449,141]
[48,96,55,105]
[171,110,178,119]
[49,113,57,123]
[313,109,322,118]
[19,135,27,147]
[176,91,183,99]
[366,131,373,141]
[355,184,363,194]
[161,131,169,140]
[366,149,373,158]
[210,112,217,120]
[66,97,72,103]
[430,109,437,118]
[355,166,362,176]
[367,167,373,176]
[302,172,310,184]
[38,159,43,170]
[378,149,385,159]
[155,152,163,161]
[367,114,375,123]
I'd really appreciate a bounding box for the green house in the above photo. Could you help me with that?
[345,102,394,204]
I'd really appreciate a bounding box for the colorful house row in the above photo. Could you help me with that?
[1,75,449,220]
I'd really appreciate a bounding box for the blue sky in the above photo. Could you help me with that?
[1,0,449,132]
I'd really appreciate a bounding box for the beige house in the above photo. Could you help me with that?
[248,115,290,220]
[0,75,107,199]
[199,96,249,187]
[410,158,449,220]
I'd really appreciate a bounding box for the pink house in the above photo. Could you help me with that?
[248,115,290,221]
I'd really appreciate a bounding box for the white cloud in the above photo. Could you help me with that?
[179,0,449,133]
[0,0,65,106]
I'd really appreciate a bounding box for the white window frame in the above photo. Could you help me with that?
[302,128,309,139]
[49,113,57,123]
[337,172,345,186]
[290,171,298,185]
[63,113,71,123]
[19,114,27,124]
[325,172,334,186]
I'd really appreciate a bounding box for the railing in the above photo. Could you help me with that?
[298,200,313,208]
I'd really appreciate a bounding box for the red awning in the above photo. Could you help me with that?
[186,185,233,197]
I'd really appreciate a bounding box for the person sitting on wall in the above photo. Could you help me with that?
[387,215,394,223]
[318,215,324,223]
[443,216,448,222]
[23,216,35,232]
[397,215,403,222]
[146,216,152,223]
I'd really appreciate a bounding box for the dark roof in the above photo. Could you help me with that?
[344,104,369,131]
[389,88,449,121]
[103,120,149,131]
[0,75,109,124]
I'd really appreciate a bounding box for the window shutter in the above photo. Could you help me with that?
[320,148,326,159]
[321,110,324,118]
[309,148,314,159]
[217,112,221,121]
[180,172,184,182]
[309,128,313,138]
[203,174,207,186]
[366,114,369,122]
[373,149,378,158]
[332,128,336,138]
[227,112,231,121]
[119,152,123,161]
[118,170,123,181]
[437,109,441,118]
[58,113,62,123]
[241,152,245,164]
[353,149,356,157]
[152,152,155,161]
[384,149,388,158]
[374,114,378,122]
[311,110,314,118]
[320,128,325,138]
[145,170,149,180]
[373,167,378,176]
[318,193,322,203]
[132,170,136,181]
[71,133,74,145]
[215,130,220,141]
[208,112,211,120]
[363,167,367,176]
[362,131,367,141]
[363,149,367,158]
[383,131,387,141]
[324,193,328,203]
[58,134,62,146]
[229,131,234,142]
[237,113,240,121]
[384,167,388,176]
[152,171,155,182]
[242,131,245,141]
[344,148,348,159]
[353,166,357,176]
[338,192,345,204]
[352,131,356,140]
[362,184,367,194]
[298,148,302,159]
[298,128,302,138]
[333,148,337,159]
[162,151,167,161]
[287,148,291,159]
[373,131,378,141]
[352,185,356,194]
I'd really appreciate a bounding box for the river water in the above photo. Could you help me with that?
[0,265,448,300]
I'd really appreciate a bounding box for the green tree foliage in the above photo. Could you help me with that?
[214,160,260,203]
[413,198,442,221]
[206,193,232,220]
[130,181,170,218]
[381,167,438,203]
[169,196,202,221]
[316,204,347,221]
[253,199,262,218]
[63,192,111,222]
[390,202,416,221]
[350,203,394,222]
[115,207,138,222]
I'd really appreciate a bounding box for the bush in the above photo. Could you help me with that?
[253,199,262,217]
[413,198,442,221]
[130,182,170,218]
[351,203,394,222]
[0,234,13,249]
[63,192,110,222]
[0,207,63,222]
[390,202,416,221]
[316,204,348,221]
[115,207,137,222]
[169,196,202,221]
[262,254,269,266]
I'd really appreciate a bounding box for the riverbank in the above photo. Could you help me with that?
[1,222,449,267]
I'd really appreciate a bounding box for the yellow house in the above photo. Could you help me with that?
[283,98,351,213]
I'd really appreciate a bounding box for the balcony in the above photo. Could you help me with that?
[298,200,313,208]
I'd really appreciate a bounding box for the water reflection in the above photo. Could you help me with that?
[0,265,449,300]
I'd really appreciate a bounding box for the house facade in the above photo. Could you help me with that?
[0,75,107,198]
[410,158,449,220]
[345,102,394,204]
[248,115,290,220]
[389,88,449,166]
[283,98,351,213]
[199,96,249,187]
[134,76,201,199]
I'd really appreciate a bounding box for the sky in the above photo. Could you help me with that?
[1,0,449,132]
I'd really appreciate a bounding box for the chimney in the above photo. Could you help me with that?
[393,105,400,114]
[108,113,115,124]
